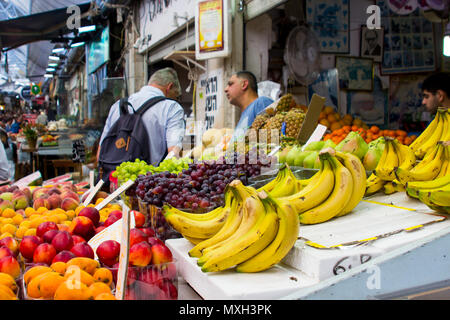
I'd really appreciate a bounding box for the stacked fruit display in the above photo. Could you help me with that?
[249,94,307,143]
[324,124,417,146]
[163,149,366,273]
[95,229,177,300]
[0,272,18,300]
[318,106,368,132]
[409,108,450,159]
[23,257,116,300]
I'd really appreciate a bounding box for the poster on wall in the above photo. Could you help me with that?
[306,0,349,53]
[346,76,388,127]
[377,0,436,75]
[86,26,110,75]
[336,56,374,91]
[196,68,223,131]
[308,68,340,113]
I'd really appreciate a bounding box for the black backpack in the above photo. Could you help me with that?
[97,95,168,187]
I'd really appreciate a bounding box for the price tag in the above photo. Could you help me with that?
[115,200,131,300]
[82,180,104,207]
[12,171,42,188]
[89,171,95,189]
[301,124,328,151]
[95,180,135,211]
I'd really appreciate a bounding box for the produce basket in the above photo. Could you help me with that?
[107,260,178,300]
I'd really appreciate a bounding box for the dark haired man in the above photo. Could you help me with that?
[421,72,450,115]
[225,71,273,142]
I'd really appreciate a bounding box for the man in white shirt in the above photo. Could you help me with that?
[0,141,10,181]
[98,67,185,165]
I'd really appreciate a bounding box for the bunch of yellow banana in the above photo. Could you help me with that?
[409,108,450,159]
[275,148,366,224]
[163,180,300,273]
[365,137,416,196]
[405,174,450,214]
[395,140,449,185]
[258,164,303,197]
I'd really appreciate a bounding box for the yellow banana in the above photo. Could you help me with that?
[184,235,207,245]
[269,174,300,198]
[435,145,449,178]
[409,110,441,153]
[235,192,299,273]
[200,201,279,272]
[441,111,450,141]
[395,140,417,171]
[189,197,243,258]
[164,205,231,239]
[395,142,445,184]
[335,151,366,216]
[383,180,405,195]
[374,139,399,181]
[257,164,288,193]
[415,111,445,159]
[429,189,450,207]
[406,174,450,191]
[365,173,385,196]
[298,156,353,224]
[197,188,266,265]
[278,157,335,214]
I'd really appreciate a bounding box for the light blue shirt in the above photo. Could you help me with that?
[0,142,9,181]
[99,86,185,165]
[231,96,274,143]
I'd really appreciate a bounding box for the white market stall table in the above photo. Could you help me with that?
[166,193,450,300]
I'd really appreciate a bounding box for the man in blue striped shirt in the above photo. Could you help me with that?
[98,67,186,166]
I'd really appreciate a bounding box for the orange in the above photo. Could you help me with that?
[87,282,112,300]
[370,125,380,134]
[330,122,342,132]
[319,119,330,128]
[323,106,334,114]
[54,279,89,300]
[396,130,407,137]
[351,125,359,131]
[93,268,113,286]
[95,292,116,300]
[404,137,412,145]
[37,272,65,299]
[353,118,363,127]
[318,111,327,120]
[327,113,338,123]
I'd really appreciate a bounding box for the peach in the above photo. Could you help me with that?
[138,227,156,239]
[70,242,94,259]
[33,243,57,265]
[68,216,95,240]
[103,215,119,228]
[147,236,163,247]
[52,250,76,264]
[95,226,106,234]
[51,231,74,252]
[78,207,100,227]
[72,235,86,245]
[129,241,152,267]
[42,229,60,244]
[12,192,29,210]
[0,237,19,255]
[33,197,50,210]
[19,235,42,261]
[32,187,48,200]
[130,228,148,248]
[132,210,146,228]
[96,240,120,267]
[0,199,14,211]
[47,187,61,195]
[36,221,59,238]
[0,256,20,279]
[61,198,79,211]
[108,210,122,220]
[47,194,62,210]
[0,246,15,259]
[60,190,79,202]
[151,244,173,265]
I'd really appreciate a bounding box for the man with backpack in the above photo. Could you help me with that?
[97,67,185,186]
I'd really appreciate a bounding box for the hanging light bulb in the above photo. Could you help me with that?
[444,23,450,57]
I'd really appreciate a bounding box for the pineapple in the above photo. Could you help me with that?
[276,94,296,112]
[284,108,306,138]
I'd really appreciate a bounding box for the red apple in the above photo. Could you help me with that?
[51,231,74,252]
[0,237,19,256]
[19,235,42,261]
[103,215,119,228]
[0,246,14,259]
[132,210,146,228]
[147,236,163,247]
[68,216,95,240]
[129,241,152,267]
[70,242,94,259]
[52,250,76,264]
[130,228,148,248]
[0,256,21,279]
[33,243,57,265]
[108,210,122,220]
[72,235,86,245]
[96,240,120,267]
[42,229,60,244]
[151,244,173,265]
[36,221,59,239]
[78,207,100,227]
[139,227,156,239]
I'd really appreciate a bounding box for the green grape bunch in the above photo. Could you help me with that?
[112,159,153,184]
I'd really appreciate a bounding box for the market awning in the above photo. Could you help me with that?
[0,2,94,51]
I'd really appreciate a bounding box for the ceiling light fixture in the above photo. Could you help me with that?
[70,41,85,48]
[78,25,96,33]
[444,23,450,57]
[48,55,60,61]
